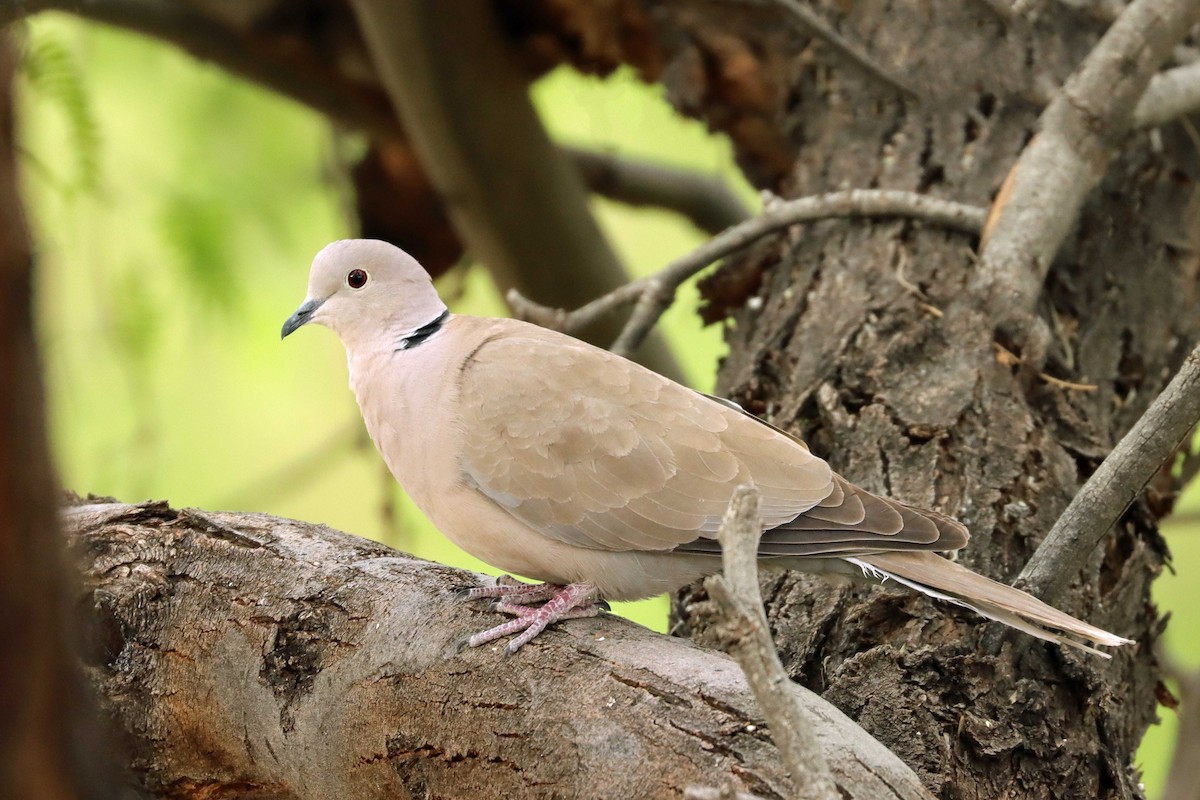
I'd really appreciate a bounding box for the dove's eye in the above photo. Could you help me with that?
[347,269,368,289]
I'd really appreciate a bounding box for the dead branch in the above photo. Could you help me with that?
[1019,341,1200,602]
[64,499,934,800]
[509,189,985,356]
[700,486,840,800]
[1133,61,1200,129]
[973,0,1200,363]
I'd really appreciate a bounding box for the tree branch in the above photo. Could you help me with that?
[509,189,985,356]
[18,0,401,138]
[566,146,752,235]
[761,0,918,97]
[64,499,934,800]
[1018,340,1200,602]
[973,0,1200,360]
[1133,61,1200,129]
[701,486,839,800]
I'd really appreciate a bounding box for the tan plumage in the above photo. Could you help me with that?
[283,239,1130,656]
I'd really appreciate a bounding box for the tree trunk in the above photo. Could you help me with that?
[65,499,933,800]
[0,31,119,800]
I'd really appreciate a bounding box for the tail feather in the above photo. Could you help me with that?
[847,551,1132,658]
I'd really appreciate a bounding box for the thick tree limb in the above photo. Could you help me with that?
[974,0,1200,357]
[701,487,839,800]
[64,500,933,800]
[347,0,684,381]
[509,190,985,356]
[1019,340,1200,602]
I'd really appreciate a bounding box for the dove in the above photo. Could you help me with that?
[281,239,1131,656]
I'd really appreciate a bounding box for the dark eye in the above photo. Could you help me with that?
[347,269,368,289]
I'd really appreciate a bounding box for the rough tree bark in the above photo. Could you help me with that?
[65,499,933,800]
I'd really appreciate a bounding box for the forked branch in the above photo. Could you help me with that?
[509,189,986,357]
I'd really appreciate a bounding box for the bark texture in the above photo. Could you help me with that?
[66,499,933,800]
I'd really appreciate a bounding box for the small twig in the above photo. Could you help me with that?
[1133,61,1200,129]
[1018,341,1200,602]
[702,486,840,800]
[762,0,918,97]
[992,343,1098,392]
[893,244,945,318]
[510,189,985,355]
[974,0,1200,362]
[566,147,752,235]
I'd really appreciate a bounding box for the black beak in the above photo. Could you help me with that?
[281,298,324,339]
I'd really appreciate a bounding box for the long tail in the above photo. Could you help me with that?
[846,551,1132,658]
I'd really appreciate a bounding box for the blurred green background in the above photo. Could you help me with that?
[16,14,1199,795]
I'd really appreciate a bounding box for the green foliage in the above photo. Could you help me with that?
[18,26,100,193]
[159,191,238,312]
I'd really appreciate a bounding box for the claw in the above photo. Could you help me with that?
[456,582,603,653]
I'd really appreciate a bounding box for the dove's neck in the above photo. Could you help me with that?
[336,303,450,359]
[393,309,450,352]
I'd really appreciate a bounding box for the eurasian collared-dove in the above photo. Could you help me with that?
[282,239,1130,656]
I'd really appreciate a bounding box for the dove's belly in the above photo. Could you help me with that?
[426,480,719,600]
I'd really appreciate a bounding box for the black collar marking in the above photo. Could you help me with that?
[396,309,449,351]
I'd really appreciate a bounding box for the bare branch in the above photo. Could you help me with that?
[701,486,840,800]
[511,189,985,356]
[974,0,1200,357]
[1019,341,1200,602]
[566,146,752,235]
[1133,61,1200,129]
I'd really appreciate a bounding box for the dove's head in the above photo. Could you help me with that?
[281,239,448,350]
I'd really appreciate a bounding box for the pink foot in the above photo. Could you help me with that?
[459,579,604,654]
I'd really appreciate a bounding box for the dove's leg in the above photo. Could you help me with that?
[465,582,603,654]
[460,577,561,605]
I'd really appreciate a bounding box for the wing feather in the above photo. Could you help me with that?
[457,327,967,558]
